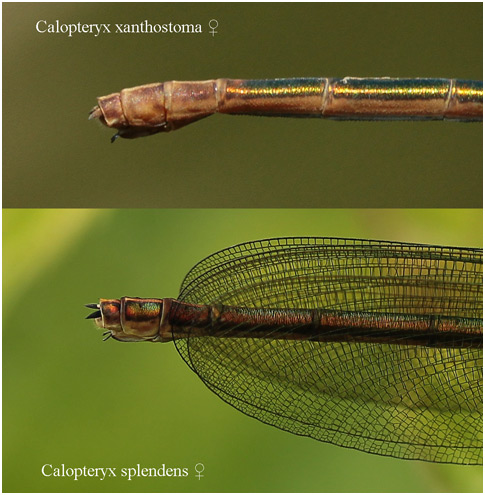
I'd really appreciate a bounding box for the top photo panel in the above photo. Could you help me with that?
[3,2,482,208]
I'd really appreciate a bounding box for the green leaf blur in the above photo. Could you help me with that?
[3,209,482,492]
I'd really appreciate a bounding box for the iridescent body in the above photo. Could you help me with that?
[86,238,483,464]
[89,78,483,140]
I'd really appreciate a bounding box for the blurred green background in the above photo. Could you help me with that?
[2,2,483,208]
[3,208,483,492]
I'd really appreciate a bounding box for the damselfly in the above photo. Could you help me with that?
[89,78,483,141]
[86,238,483,464]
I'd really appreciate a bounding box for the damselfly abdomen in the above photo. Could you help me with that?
[89,78,483,141]
[86,238,483,464]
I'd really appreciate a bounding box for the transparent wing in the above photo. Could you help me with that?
[175,237,483,464]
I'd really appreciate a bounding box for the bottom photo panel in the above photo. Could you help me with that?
[3,208,483,492]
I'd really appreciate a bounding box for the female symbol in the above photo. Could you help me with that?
[208,19,218,36]
[194,463,205,480]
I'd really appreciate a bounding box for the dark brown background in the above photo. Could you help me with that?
[3,2,483,208]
